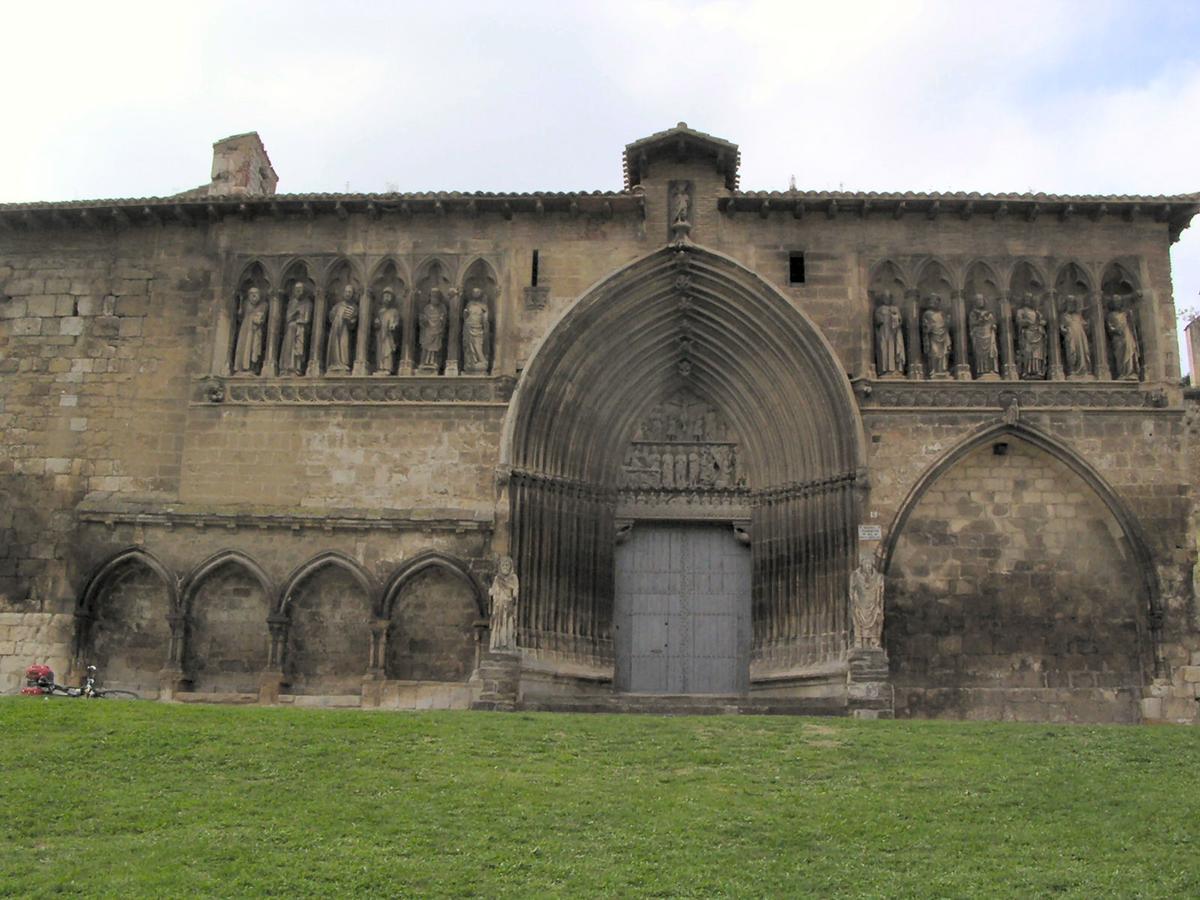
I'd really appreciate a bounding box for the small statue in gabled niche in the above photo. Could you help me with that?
[461,287,491,374]
[1059,294,1092,378]
[669,180,692,242]
[1015,294,1048,380]
[488,556,519,653]
[418,288,450,373]
[233,286,268,374]
[850,552,885,650]
[373,287,402,376]
[325,283,359,374]
[873,291,906,378]
[1106,294,1141,381]
[921,294,952,379]
[279,281,313,376]
[968,294,999,380]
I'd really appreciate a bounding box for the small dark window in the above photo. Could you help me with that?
[788,252,805,284]
[531,249,540,287]
[993,442,1009,456]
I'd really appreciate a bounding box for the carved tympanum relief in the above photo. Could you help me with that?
[619,389,744,492]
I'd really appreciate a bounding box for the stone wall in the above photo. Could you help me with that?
[0,611,73,694]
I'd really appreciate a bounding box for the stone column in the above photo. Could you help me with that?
[998,292,1018,380]
[263,289,284,377]
[213,292,236,376]
[1090,292,1112,380]
[445,289,462,377]
[904,289,925,379]
[159,612,188,699]
[1045,290,1065,381]
[951,289,971,380]
[398,289,417,376]
[352,289,373,376]
[368,618,389,677]
[260,611,289,704]
[306,290,329,377]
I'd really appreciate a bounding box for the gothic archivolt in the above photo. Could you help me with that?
[869,258,1146,384]
[225,254,499,380]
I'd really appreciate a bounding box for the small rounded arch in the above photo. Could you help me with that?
[180,550,274,615]
[381,551,487,618]
[236,260,271,296]
[78,547,179,616]
[368,256,410,292]
[1009,259,1049,297]
[879,420,1161,675]
[414,256,455,296]
[278,551,377,613]
[280,257,317,292]
[963,259,1001,297]
[458,256,499,292]
[321,256,364,293]
[868,259,909,302]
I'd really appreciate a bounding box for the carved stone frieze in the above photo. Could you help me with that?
[195,375,516,405]
[859,381,1167,409]
[620,389,744,491]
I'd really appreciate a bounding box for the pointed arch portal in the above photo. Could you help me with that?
[502,244,866,682]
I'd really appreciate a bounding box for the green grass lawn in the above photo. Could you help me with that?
[1,700,1198,898]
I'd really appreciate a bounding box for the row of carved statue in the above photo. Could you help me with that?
[227,254,497,378]
[873,290,1141,381]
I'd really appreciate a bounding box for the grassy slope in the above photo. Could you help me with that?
[0,700,1198,898]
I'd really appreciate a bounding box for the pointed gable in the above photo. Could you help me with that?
[623,122,740,190]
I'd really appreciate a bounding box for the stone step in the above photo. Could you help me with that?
[517,693,849,717]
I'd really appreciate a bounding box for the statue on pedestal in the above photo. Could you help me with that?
[1059,294,1092,378]
[461,287,491,374]
[874,292,906,377]
[1106,295,1141,381]
[921,294,951,379]
[325,284,359,374]
[279,281,313,376]
[968,294,999,379]
[1015,294,1047,380]
[850,554,885,650]
[373,287,402,375]
[233,286,268,374]
[419,289,449,373]
[489,556,519,653]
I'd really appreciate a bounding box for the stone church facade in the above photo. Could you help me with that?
[2,124,1198,722]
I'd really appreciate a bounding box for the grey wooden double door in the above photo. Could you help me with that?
[614,523,751,694]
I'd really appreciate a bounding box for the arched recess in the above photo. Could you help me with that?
[502,243,866,671]
[367,258,408,375]
[881,422,1160,720]
[279,552,376,694]
[1101,261,1144,381]
[963,261,1002,379]
[381,552,484,681]
[459,258,498,375]
[231,261,272,376]
[868,260,909,379]
[278,258,316,377]
[180,551,274,693]
[76,548,179,696]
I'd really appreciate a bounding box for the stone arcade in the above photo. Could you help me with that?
[2,125,1199,722]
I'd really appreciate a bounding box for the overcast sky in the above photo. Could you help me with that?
[5,0,1198,371]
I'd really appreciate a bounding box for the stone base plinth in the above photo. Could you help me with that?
[847,647,894,718]
[471,651,521,711]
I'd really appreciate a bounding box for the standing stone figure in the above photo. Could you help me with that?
[488,556,519,653]
[233,286,268,374]
[850,553,885,650]
[418,289,449,373]
[1015,295,1047,379]
[669,182,691,241]
[968,294,999,379]
[1059,295,1092,378]
[373,287,402,375]
[461,287,491,374]
[325,284,359,374]
[874,292,906,377]
[279,281,313,376]
[1106,296,1141,381]
[921,294,952,379]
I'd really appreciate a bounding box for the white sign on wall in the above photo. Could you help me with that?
[857,524,882,541]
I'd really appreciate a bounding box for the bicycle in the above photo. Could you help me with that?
[22,664,140,700]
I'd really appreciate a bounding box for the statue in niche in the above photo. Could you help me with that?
[1059,294,1092,378]
[669,181,692,241]
[921,294,952,379]
[418,289,450,373]
[373,287,402,375]
[873,292,906,378]
[461,287,491,374]
[233,286,268,374]
[968,294,999,379]
[1015,294,1047,380]
[674,452,687,487]
[488,556,519,653]
[279,281,313,376]
[1106,295,1141,381]
[850,553,885,651]
[325,283,359,374]
[661,451,675,488]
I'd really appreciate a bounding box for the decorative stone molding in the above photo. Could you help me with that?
[522,285,549,310]
[193,374,516,406]
[858,380,1169,410]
